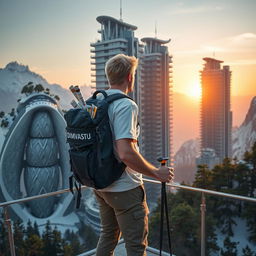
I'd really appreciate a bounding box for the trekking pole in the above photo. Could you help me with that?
[157,157,173,256]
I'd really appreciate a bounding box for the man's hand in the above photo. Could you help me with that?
[155,166,174,183]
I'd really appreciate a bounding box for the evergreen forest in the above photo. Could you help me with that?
[148,142,256,256]
[0,219,98,256]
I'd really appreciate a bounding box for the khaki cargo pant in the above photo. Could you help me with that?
[94,185,149,256]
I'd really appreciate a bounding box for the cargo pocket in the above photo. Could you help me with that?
[133,209,146,220]
[139,185,150,215]
[132,207,149,240]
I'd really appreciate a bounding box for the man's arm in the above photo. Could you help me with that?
[116,138,174,183]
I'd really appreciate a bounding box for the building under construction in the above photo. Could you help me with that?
[198,57,232,166]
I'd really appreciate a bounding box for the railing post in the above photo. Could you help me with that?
[200,192,206,256]
[3,206,16,256]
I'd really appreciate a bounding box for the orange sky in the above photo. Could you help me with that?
[1,0,255,152]
[1,0,255,98]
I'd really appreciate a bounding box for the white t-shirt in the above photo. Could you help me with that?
[97,89,143,192]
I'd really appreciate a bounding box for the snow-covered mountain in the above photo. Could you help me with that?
[232,96,256,159]
[0,61,91,111]
[174,96,256,183]
[174,138,200,184]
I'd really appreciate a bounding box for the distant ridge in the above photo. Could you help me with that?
[0,61,92,111]
[5,61,30,72]
[233,96,256,159]
[174,96,256,183]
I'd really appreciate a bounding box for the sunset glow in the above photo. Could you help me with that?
[186,82,202,100]
[0,0,255,152]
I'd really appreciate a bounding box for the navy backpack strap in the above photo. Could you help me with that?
[105,93,133,104]
[92,90,108,99]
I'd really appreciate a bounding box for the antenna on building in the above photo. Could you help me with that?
[213,50,215,58]
[120,0,123,21]
[155,20,157,38]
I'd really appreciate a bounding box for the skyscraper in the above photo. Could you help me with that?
[199,57,232,165]
[91,17,173,209]
[90,15,143,102]
[140,37,173,166]
[139,37,173,208]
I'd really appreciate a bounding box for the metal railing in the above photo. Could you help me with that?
[1,179,256,256]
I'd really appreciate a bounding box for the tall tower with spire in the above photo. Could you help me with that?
[139,37,173,208]
[140,37,173,166]
[90,16,143,102]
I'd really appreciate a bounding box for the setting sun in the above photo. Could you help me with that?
[186,82,202,100]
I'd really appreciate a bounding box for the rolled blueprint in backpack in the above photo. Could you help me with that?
[69,85,85,108]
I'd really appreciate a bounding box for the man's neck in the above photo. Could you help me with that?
[110,84,128,94]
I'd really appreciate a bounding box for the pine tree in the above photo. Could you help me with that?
[24,220,43,255]
[209,159,239,236]
[220,236,239,256]
[24,234,43,256]
[34,84,45,93]
[25,220,40,238]
[1,119,9,128]
[244,142,256,169]
[0,111,5,118]
[0,218,10,256]
[27,84,34,94]
[21,82,34,95]
[45,88,50,95]
[194,164,213,189]
[171,202,199,255]
[242,245,255,256]
[244,142,256,197]
[52,226,63,255]
[62,242,73,256]
[33,222,40,237]
[21,84,29,95]
[243,142,256,243]
[205,215,220,255]
[42,220,54,255]
[13,220,26,256]
[78,223,98,251]
[26,219,33,236]
[54,95,60,101]
[234,162,251,197]
[65,230,83,255]
[149,195,200,256]
[9,108,15,117]
[243,201,256,243]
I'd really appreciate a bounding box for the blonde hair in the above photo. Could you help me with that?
[105,54,138,85]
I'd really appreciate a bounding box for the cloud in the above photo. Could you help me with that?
[231,33,256,41]
[174,46,226,57]
[174,32,256,57]
[228,59,256,66]
[213,33,256,51]
[171,5,224,15]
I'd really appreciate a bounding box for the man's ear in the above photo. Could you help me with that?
[127,73,132,82]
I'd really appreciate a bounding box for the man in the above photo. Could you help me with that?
[94,54,174,256]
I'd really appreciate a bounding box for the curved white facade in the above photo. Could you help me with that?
[0,93,78,227]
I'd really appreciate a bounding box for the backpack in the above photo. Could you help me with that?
[64,90,133,205]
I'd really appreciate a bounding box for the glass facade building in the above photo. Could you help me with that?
[199,57,232,163]
[139,38,173,209]
[90,15,143,103]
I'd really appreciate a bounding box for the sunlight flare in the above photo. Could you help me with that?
[186,82,202,100]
